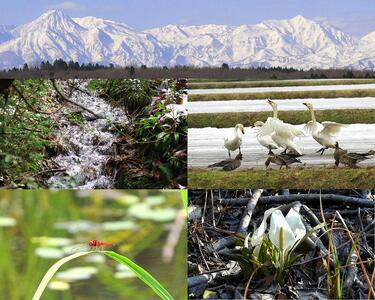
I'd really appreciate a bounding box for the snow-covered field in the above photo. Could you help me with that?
[188,124,375,169]
[189,83,375,95]
[189,97,375,113]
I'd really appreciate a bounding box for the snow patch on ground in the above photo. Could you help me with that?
[189,97,375,113]
[188,124,375,169]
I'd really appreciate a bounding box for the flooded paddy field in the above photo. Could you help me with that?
[188,124,375,169]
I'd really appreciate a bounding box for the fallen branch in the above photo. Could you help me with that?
[302,204,329,245]
[237,189,263,235]
[188,273,218,287]
[188,205,203,221]
[336,211,375,299]
[220,194,375,208]
[51,79,104,119]
[33,168,66,177]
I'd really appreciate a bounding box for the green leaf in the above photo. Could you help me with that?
[180,190,188,208]
[104,251,174,300]
[33,251,91,300]
[33,250,174,300]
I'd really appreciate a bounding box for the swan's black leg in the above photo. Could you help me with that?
[316,148,326,155]
[228,150,231,158]
[268,145,272,155]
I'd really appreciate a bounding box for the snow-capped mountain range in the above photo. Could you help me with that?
[1,10,375,70]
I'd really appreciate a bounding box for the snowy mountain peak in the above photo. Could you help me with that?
[40,9,66,19]
[290,14,309,23]
[13,8,84,37]
[0,12,374,70]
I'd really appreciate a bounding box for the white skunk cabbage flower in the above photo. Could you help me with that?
[247,207,306,256]
[269,209,306,252]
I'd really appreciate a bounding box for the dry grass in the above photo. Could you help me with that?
[188,109,375,128]
[189,79,375,89]
[188,167,375,188]
[189,89,375,101]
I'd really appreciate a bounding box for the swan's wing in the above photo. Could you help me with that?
[260,117,303,140]
[224,132,235,143]
[256,119,275,137]
[321,122,346,136]
[272,123,304,140]
[303,121,323,134]
[283,123,304,137]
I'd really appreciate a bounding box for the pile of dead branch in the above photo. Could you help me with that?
[188,189,374,299]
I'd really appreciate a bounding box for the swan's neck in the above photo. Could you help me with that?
[235,128,241,136]
[309,108,317,122]
[272,105,278,119]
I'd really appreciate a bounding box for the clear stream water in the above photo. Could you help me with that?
[47,82,127,189]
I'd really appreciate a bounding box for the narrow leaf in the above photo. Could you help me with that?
[33,251,91,300]
[104,251,174,300]
[180,190,188,208]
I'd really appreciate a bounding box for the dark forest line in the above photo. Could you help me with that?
[1,60,375,79]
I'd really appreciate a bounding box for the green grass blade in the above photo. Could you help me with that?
[32,251,91,300]
[180,190,188,209]
[104,251,174,300]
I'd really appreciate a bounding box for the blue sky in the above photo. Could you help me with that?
[1,0,375,36]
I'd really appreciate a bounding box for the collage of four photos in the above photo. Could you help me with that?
[0,1,374,299]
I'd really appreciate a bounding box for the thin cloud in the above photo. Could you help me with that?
[47,1,84,11]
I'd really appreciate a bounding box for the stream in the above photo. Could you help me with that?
[47,81,127,189]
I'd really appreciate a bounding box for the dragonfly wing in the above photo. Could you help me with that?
[64,243,90,254]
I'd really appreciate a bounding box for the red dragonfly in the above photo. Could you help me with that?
[67,240,115,253]
[88,239,114,250]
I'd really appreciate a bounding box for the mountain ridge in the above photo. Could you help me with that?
[0,10,374,70]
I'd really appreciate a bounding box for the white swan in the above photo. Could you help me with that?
[257,100,304,155]
[254,121,279,152]
[303,102,345,155]
[224,123,245,158]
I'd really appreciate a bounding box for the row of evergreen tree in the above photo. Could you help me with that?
[2,59,375,79]
[17,59,117,71]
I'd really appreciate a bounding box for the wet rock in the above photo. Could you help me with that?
[79,165,98,183]
[93,134,109,146]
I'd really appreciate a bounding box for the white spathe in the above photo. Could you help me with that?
[269,209,306,252]
[248,207,306,255]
